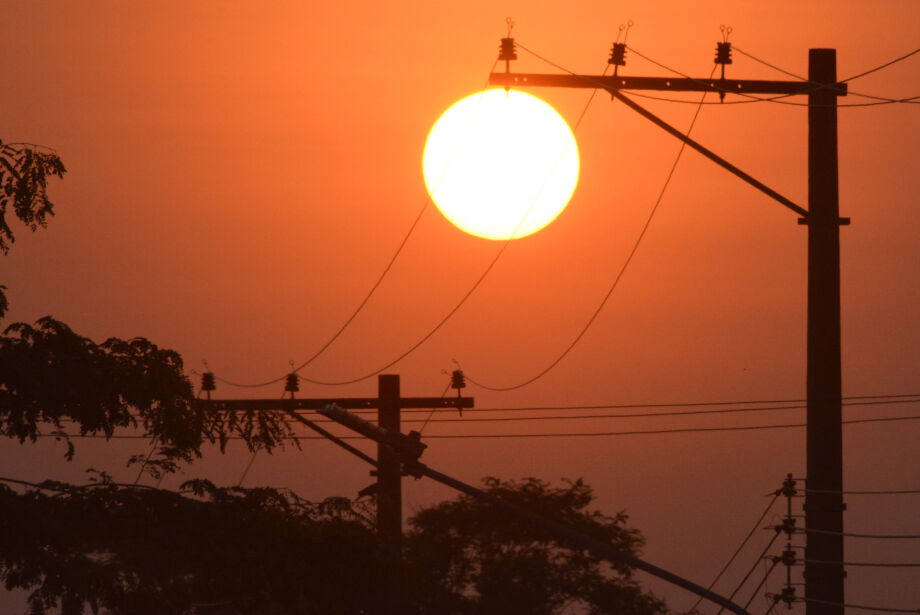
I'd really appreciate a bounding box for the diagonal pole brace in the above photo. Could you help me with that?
[610,90,808,218]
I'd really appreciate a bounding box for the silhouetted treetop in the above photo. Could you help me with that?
[0,141,65,255]
[0,140,66,319]
[0,317,299,466]
[403,477,669,615]
[0,474,379,615]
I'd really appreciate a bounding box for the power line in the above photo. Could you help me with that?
[690,494,780,614]
[789,596,920,614]
[352,392,920,414]
[38,413,920,441]
[742,559,779,612]
[761,597,781,615]
[333,396,920,422]
[796,486,920,496]
[627,45,918,107]
[255,56,609,388]
[53,393,920,423]
[794,528,920,540]
[734,45,920,104]
[415,414,920,437]
[418,377,453,434]
[466,44,716,392]
[803,559,920,568]
[211,59,503,390]
[843,46,920,82]
[715,530,781,615]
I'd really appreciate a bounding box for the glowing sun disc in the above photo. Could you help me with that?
[423,89,579,240]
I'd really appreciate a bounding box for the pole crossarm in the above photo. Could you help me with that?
[196,397,473,411]
[488,72,848,97]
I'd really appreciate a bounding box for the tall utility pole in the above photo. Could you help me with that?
[199,373,474,615]
[376,374,405,615]
[489,42,846,615]
[805,49,845,615]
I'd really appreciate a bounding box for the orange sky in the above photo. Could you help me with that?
[3,1,920,612]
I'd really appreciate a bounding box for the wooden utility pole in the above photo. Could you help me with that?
[198,373,474,615]
[489,43,846,615]
[376,374,403,615]
[804,48,845,615]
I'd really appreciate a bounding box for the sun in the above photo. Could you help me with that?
[423,89,579,240]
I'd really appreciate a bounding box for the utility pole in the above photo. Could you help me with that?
[376,374,403,615]
[804,49,845,615]
[197,372,474,615]
[489,40,847,615]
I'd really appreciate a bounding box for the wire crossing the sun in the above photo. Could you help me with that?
[204,34,918,391]
[212,48,609,388]
[466,46,716,391]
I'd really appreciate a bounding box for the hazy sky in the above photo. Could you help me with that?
[3,1,919,612]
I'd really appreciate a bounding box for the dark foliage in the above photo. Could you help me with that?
[0,141,65,255]
[402,477,669,615]
[0,140,66,319]
[0,317,299,466]
[0,474,380,615]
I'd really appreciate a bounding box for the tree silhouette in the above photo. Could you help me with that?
[0,140,66,319]
[402,477,669,615]
[0,475,381,615]
[0,316,298,469]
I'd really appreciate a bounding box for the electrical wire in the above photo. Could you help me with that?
[741,559,779,612]
[794,528,920,540]
[132,436,159,487]
[760,597,781,615]
[714,530,782,615]
[466,48,717,392]
[334,392,920,415]
[236,390,289,485]
[798,487,920,496]
[237,451,259,487]
[212,58,500,389]
[689,494,780,614]
[792,596,920,614]
[733,45,920,104]
[307,396,920,422]
[205,41,918,390]
[803,559,920,568]
[270,58,610,388]
[628,45,919,107]
[418,377,453,434]
[36,412,920,441]
[843,47,920,82]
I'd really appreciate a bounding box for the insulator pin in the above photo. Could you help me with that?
[201,372,216,392]
[499,37,517,61]
[285,372,300,393]
[450,369,466,391]
[715,41,732,65]
[609,42,627,66]
[780,586,796,605]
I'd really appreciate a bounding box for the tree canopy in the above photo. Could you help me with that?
[0,140,66,320]
[0,475,380,615]
[1,475,669,615]
[0,317,298,471]
[403,477,669,615]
